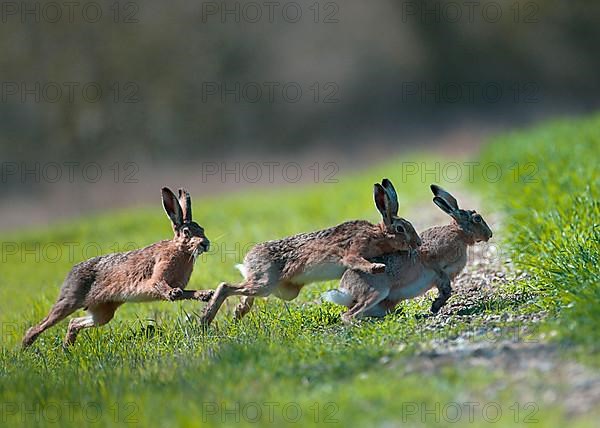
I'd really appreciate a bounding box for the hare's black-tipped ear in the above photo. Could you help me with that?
[381,178,399,216]
[433,196,455,215]
[162,187,183,228]
[178,188,192,223]
[430,184,459,214]
[374,183,391,225]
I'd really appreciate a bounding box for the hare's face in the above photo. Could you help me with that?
[456,210,492,243]
[373,178,420,250]
[388,217,422,250]
[175,222,210,256]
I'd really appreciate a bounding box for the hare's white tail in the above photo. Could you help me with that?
[235,263,248,280]
[322,289,353,307]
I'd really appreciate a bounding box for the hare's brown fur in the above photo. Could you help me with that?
[254,220,411,279]
[201,179,421,325]
[326,185,492,321]
[22,188,212,348]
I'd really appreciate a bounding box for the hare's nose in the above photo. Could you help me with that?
[201,238,210,251]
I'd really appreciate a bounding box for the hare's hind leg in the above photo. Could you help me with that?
[342,287,389,323]
[201,281,272,326]
[234,281,300,321]
[63,302,121,346]
[234,297,254,320]
[201,276,279,326]
[201,263,281,326]
[361,302,389,318]
[22,299,81,348]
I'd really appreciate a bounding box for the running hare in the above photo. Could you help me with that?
[200,179,421,326]
[323,185,492,322]
[23,187,212,348]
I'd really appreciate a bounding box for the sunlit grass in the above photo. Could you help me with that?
[1,121,598,426]
[478,114,600,357]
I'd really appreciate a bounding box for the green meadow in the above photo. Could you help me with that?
[478,114,600,357]
[0,115,598,427]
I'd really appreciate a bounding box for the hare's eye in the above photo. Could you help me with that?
[473,214,482,223]
[394,224,406,234]
[183,228,192,238]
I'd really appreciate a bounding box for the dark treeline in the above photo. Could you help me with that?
[0,0,598,164]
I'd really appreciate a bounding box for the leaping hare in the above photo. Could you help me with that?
[22,187,212,348]
[323,184,492,322]
[200,179,422,326]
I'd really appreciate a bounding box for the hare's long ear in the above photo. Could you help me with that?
[374,183,391,225]
[162,187,183,228]
[178,188,192,223]
[430,184,459,215]
[381,178,399,217]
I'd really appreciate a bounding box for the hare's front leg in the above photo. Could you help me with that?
[152,280,213,302]
[153,280,185,301]
[188,290,214,301]
[431,272,452,314]
[171,289,213,301]
[341,254,385,274]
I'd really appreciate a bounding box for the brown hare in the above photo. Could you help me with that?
[22,187,212,348]
[200,179,422,326]
[323,184,492,322]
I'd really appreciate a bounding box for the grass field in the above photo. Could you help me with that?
[1,115,598,427]
[478,114,600,357]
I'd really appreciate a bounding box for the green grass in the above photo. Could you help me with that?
[477,114,600,356]
[1,117,599,427]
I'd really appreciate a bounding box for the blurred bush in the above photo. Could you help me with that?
[0,0,598,163]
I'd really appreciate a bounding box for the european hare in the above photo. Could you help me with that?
[23,188,212,347]
[324,185,492,321]
[201,179,421,326]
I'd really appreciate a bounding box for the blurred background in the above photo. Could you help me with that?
[1,0,598,229]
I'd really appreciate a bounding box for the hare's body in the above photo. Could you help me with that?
[237,220,409,299]
[419,226,469,278]
[324,185,492,321]
[64,240,198,306]
[201,180,421,326]
[23,188,211,348]
[251,220,401,284]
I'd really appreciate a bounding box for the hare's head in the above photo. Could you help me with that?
[162,187,210,257]
[374,178,422,251]
[430,184,492,244]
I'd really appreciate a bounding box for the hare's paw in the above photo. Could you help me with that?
[370,263,386,274]
[194,290,214,302]
[430,300,444,314]
[341,313,363,325]
[168,287,184,301]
